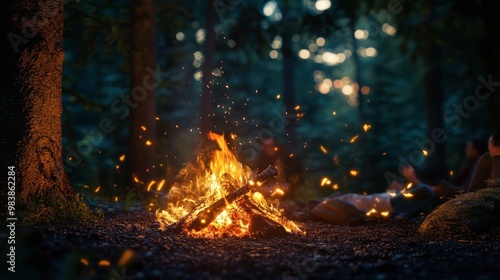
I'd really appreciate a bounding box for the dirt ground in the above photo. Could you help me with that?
[4,209,500,280]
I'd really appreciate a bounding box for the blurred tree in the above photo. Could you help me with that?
[200,0,217,136]
[129,0,157,198]
[55,0,494,199]
[480,0,500,131]
[423,42,446,181]
[348,6,375,186]
[386,0,482,182]
[281,0,297,148]
[0,0,73,203]
[422,4,446,182]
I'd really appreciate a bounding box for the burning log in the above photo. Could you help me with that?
[238,197,288,237]
[186,165,278,232]
[158,132,302,238]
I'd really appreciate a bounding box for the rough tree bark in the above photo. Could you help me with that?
[0,0,73,204]
[129,0,157,198]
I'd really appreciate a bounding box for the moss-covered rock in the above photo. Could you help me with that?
[420,185,500,240]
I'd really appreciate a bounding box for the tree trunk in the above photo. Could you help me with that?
[129,0,157,198]
[350,18,374,186]
[200,0,217,136]
[423,44,446,181]
[481,0,500,131]
[282,33,296,148]
[0,0,73,204]
[281,3,297,149]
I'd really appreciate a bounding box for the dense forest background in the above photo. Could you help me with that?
[60,0,499,204]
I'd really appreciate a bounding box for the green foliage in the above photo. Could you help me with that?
[20,193,100,225]
[124,188,138,211]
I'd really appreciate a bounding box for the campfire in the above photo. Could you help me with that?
[156,132,302,238]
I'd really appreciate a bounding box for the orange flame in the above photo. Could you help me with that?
[156,132,302,238]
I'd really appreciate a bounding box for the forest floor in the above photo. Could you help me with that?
[6,208,500,280]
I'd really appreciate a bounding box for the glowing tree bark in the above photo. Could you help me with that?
[0,0,73,204]
[129,0,157,198]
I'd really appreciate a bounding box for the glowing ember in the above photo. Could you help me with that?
[156,132,302,238]
[387,191,397,197]
[98,260,110,267]
[402,192,414,198]
[320,145,328,154]
[118,249,135,266]
[320,177,331,187]
[363,124,371,132]
[271,188,285,197]
[147,181,156,192]
[366,208,377,216]
[157,179,166,191]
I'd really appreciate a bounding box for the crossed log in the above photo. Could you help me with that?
[169,165,288,236]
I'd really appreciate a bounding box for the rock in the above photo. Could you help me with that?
[310,198,366,225]
[420,187,500,240]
